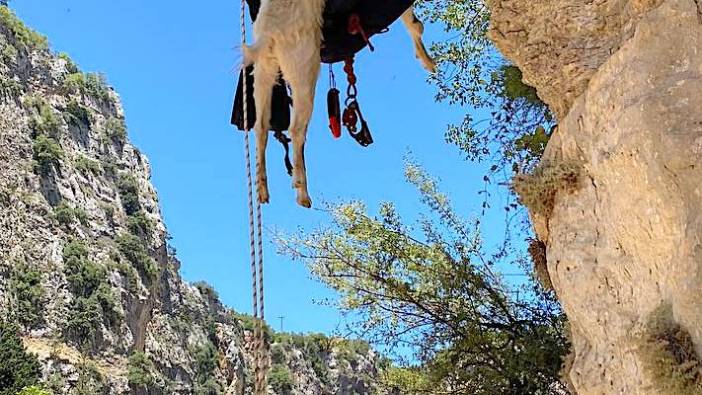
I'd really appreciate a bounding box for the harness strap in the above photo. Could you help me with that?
[274,130,294,176]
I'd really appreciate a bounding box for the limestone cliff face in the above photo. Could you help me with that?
[489,0,702,393]
[0,9,381,395]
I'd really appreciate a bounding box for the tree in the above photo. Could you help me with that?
[0,321,42,395]
[415,0,553,175]
[278,163,568,394]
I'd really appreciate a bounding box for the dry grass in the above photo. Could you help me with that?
[639,305,702,395]
[513,160,582,219]
[528,238,552,291]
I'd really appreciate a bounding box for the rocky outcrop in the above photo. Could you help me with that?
[489,0,702,393]
[0,8,381,394]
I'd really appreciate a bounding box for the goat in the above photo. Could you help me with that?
[243,1,435,208]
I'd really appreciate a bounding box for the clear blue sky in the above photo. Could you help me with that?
[14,1,516,335]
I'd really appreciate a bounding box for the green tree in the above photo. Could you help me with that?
[416,0,553,174]
[0,321,42,395]
[9,262,45,329]
[278,163,568,394]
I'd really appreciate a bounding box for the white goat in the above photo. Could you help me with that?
[243,1,435,208]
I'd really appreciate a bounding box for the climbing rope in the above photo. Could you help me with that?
[240,0,267,393]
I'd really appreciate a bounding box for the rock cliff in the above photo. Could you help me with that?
[490,0,702,393]
[0,8,381,395]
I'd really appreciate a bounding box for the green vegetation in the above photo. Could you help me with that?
[16,386,51,395]
[513,160,582,218]
[63,99,91,127]
[0,6,48,52]
[74,360,104,395]
[32,134,63,175]
[416,1,552,174]
[57,52,79,74]
[127,352,155,389]
[0,320,42,395]
[75,155,102,175]
[269,364,293,394]
[63,71,110,102]
[127,211,153,240]
[639,305,702,395]
[273,333,333,385]
[279,162,569,394]
[24,96,61,138]
[53,201,88,226]
[62,240,120,349]
[193,341,222,394]
[116,174,141,215]
[104,117,127,144]
[116,233,158,281]
[24,96,64,175]
[379,366,432,394]
[9,261,45,329]
[194,281,219,301]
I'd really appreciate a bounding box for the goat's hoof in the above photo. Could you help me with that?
[296,195,312,209]
[257,189,270,204]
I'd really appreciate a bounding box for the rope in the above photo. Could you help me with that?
[240,1,267,394]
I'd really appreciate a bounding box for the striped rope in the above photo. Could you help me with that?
[240,1,267,394]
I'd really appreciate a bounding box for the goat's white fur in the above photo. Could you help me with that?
[243,1,435,208]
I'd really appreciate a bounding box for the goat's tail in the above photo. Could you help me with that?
[401,8,437,73]
[242,36,271,67]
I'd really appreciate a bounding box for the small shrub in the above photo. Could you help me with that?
[116,233,158,280]
[75,155,101,175]
[57,52,79,74]
[65,295,102,347]
[16,386,51,395]
[95,283,121,327]
[639,305,702,395]
[62,72,110,102]
[107,258,139,292]
[9,262,45,329]
[513,160,582,218]
[528,238,552,291]
[63,72,85,94]
[104,117,126,144]
[63,99,91,127]
[127,352,155,388]
[127,211,153,239]
[194,341,219,387]
[116,174,141,215]
[499,65,544,106]
[269,364,293,394]
[0,7,48,52]
[24,96,60,138]
[74,360,104,395]
[0,320,42,395]
[194,281,219,301]
[32,134,63,175]
[271,344,286,365]
[84,72,110,102]
[53,201,76,226]
[63,240,105,298]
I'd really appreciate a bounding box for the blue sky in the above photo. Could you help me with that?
[13,1,516,335]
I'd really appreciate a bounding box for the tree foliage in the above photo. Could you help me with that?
[416,0,553,174]
[0,320,42,395]
[279,163,568,394]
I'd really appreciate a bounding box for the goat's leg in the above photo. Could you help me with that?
[252,62,278,204]
[287,84,316,208]
[401,8,436,72]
